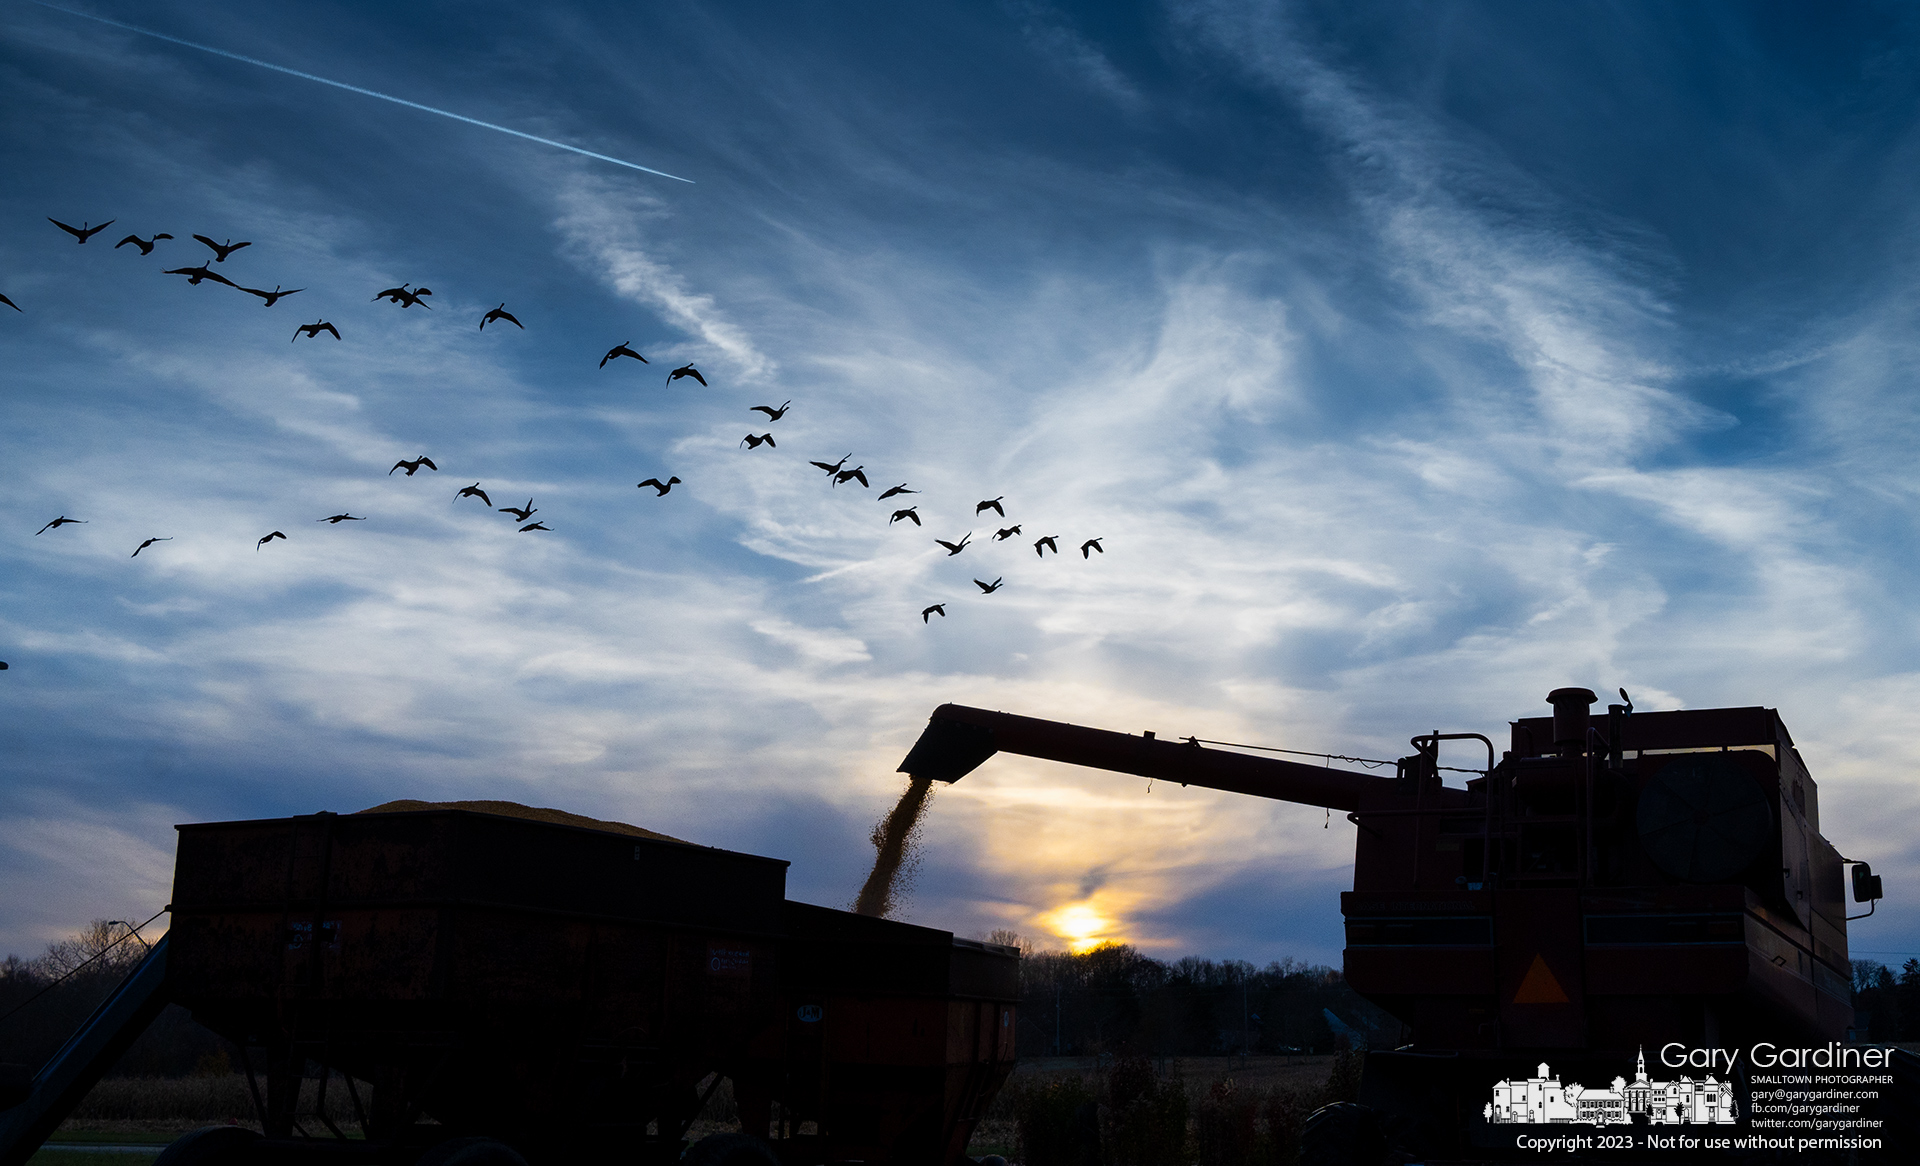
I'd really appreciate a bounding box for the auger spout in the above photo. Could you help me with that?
[897,703,1397,812]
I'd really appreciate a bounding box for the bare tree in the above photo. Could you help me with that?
[35,920,147,979]
[986,928,1034,957]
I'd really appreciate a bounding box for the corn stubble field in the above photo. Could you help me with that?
[40,1052,1359,1166]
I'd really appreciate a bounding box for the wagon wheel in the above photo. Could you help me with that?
[412,1136,531,1166]
[681,1132,780,1166]
[1300,1102,1386,1166]
[152,1126,263,1166]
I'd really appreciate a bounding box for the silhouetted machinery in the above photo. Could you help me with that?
[899,688,1892,1154]
[0,806,1017,1166]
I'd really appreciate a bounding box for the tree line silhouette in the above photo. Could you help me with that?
[988,934,1396,1058]
[1850,957,1920,1042]
[0,921,226,1079]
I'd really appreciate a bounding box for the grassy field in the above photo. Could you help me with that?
[29,1130,175,1166]
[42,1055,1347,1164]
[55,1073,363,1133]
[969,1053,1344,1159]
[1005,1054,1338,1094]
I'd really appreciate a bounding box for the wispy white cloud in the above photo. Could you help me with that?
[554,178,774,380]
[750,617,873,664]
[1007,2,1146,112]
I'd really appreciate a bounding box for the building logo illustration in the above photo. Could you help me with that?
[1486,1049,1737,1126]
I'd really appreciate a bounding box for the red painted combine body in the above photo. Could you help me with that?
[898,689,1888,1155]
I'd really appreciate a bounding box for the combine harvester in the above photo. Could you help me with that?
[0,804,1017,1166]
[897,687,1913,1160]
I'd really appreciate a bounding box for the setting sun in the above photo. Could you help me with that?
[1038,901,1121,952]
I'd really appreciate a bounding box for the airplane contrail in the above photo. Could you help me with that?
[29,1,692,183]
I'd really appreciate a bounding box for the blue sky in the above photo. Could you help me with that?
[3,0,1919,971]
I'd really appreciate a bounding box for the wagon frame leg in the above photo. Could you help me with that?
[236,1043,269,1132]
[673,1071,728,1145]
[313,1062,347,1140]
[264,1044,306,1139]
[344,1070,371,1137]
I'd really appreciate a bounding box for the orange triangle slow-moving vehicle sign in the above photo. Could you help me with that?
[1512,954,1570,1004]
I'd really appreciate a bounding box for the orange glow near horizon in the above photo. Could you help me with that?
[1037,900,1122,952]
[924,743,1357,960]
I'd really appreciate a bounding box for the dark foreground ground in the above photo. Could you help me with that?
[30,1054,1343,1164]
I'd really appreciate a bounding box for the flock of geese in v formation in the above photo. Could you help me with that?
[12,216,1109,628]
